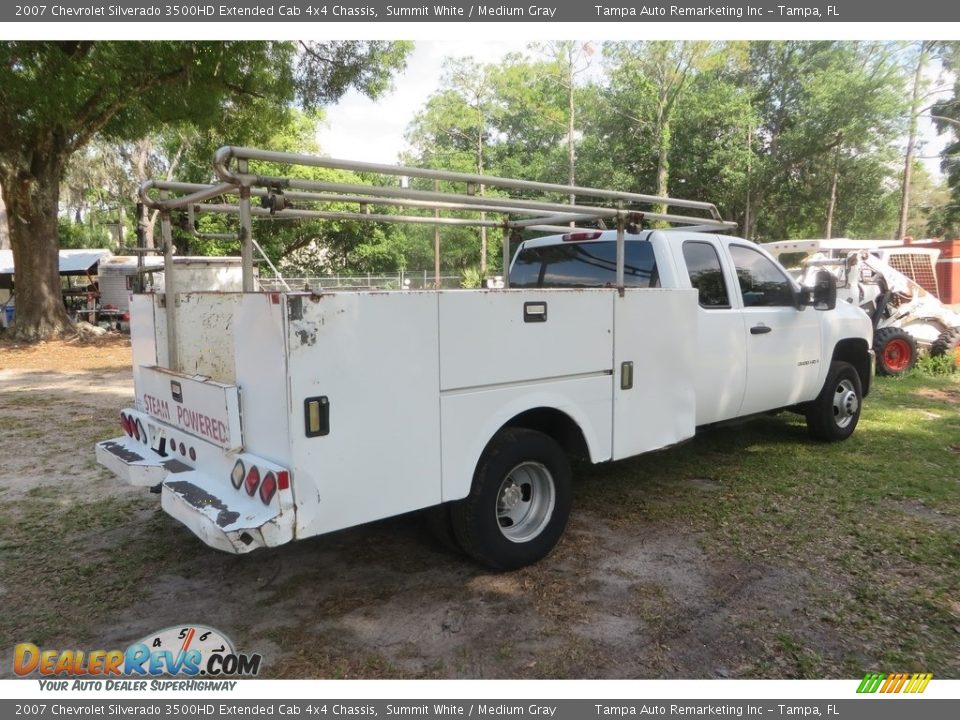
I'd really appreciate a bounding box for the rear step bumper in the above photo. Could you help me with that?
[161,474,287,554]
[96,437,179,487]
[96,435,294,554]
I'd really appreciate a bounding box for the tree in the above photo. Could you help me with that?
[897,42,934,240]
[0,40,411,340]
[745,41,907,241]
[931,41,960,231]
[0,184,9,249]
[405,57,502,275]
[666,58,757,230]
[601,42,719,214]
[529,42,595,205]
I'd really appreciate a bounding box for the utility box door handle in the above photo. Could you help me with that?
[524,302,547,322]
[621,361,634,390]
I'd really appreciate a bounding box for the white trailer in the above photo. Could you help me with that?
[98,256,248,312]
[96,148,874,569]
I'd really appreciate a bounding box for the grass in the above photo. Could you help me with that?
[0,365,957,678]
[0,494,205,648]
[571,367,960,676]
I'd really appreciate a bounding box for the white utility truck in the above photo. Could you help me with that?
[96,148,874,569]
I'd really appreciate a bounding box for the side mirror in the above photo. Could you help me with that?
[806,270,837,311]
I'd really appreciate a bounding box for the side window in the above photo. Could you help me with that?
[682,241,730,308]
[729,245,796,308]
[510,241,659,289]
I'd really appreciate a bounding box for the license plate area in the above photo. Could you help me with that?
[149,423,167,455]
[137,366,242,451]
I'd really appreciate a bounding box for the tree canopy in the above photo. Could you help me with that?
[0,40,412,340]
[4,40,958,337]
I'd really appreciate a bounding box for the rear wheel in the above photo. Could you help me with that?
[930,327,960,370]
[805,361,863,442]
[873,326,918,376]
[450,428,572,570]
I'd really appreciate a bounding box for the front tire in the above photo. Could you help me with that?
[873,326,918,376]
[450,428,572,570]
[805,361,863,442]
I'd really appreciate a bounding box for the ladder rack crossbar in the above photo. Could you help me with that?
[138,145,737,317]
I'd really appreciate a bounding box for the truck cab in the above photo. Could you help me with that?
[510,228,874,429]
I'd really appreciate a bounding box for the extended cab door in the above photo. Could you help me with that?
[674,238,748,425]
[725,242,823,415]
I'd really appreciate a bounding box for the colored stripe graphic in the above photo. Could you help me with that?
[891,673,909,693]
[857,672,932,693]
[857,673,885,693]
[907,673,934,693]
[879,673,897,693]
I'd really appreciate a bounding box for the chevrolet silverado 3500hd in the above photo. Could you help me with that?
[96,147,873,569]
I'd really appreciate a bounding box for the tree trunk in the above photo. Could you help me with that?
[897,42,929,240]
[825,134,844,240]
[826,161,839,239]
[0,182,10,250]
[568,59,576,213]
[743,119,752,240]
[476,116,487,276]
[135,139,155,249]
[0,151,73,340]
[653,109,671,217]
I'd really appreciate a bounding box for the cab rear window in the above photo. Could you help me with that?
[510,241,659,289]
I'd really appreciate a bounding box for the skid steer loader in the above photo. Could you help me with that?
[768,240,960,375]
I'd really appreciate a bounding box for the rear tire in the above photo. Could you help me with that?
[930,327,960,370]
[805,361,863,442]
[873,326,917,376]
[450,428,572,570]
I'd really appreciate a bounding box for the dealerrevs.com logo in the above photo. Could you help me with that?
[14,625,262,690]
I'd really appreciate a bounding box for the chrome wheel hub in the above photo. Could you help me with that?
[496,461,556,544]
[832,379,859,428]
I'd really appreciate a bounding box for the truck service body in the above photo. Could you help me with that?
[96,147,874,569]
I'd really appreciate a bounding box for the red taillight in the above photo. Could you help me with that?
[259,472,277,505]
[121,312,130,321]
[230,460,245,489]
[562,231,603,242]
[277,470,289,491]
[244,466,261,496]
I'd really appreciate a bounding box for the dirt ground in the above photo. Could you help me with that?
[1,335,957,679]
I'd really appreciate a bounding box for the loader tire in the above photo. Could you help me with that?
[450,428,572,571]
[873,327,917,376]
[805,361,863,442]
[930,327,960,370]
